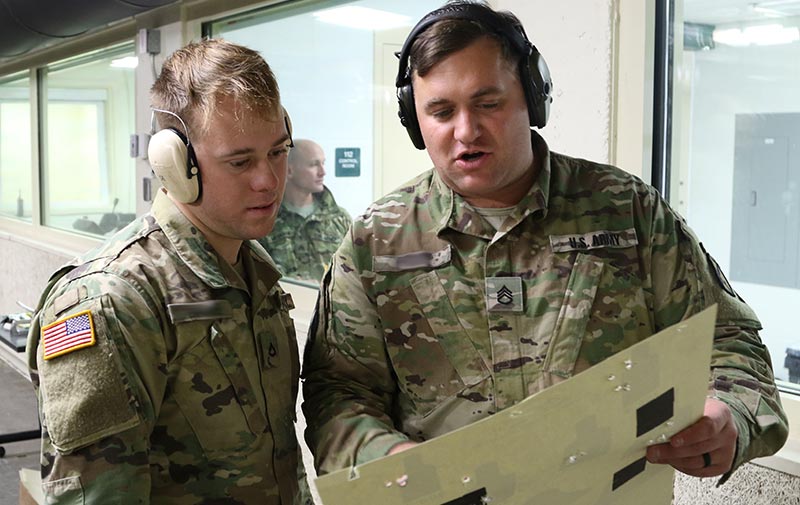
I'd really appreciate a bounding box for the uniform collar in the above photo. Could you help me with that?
[280,185,338,218]
[313,185,338,209]
[151,190,280,291]
[435,130,552,239]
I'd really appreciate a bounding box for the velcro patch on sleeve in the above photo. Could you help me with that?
[42,310,96,360]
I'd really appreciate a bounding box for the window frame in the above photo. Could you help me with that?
[0,83,33,221]
[0,41,136,248]
[649,0,800,474]
[44,96,110,214]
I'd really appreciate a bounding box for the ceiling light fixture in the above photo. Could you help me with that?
[313,6,412,30]
[110,56,139,69]
[713,23,800,46]
[750,0,800,16]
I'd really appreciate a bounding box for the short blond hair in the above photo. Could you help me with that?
[150,38,281,139]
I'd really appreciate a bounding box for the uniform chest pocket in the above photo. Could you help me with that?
[172,322,268,458]
[380,271,490,415]
[307,222,343,245]
[544,252,650,380]
[256,308,301,448]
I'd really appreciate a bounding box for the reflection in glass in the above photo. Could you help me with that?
[208,0,440,283]
[672,0,800,387]
[43,44,136,236]
[259,139,351,282]
[0,73,32,221]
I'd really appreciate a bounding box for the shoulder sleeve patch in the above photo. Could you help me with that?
[42,310,96,360]
[38,296,141,453]
[700,242,742,301]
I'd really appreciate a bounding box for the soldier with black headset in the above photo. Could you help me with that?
[27,38,312,504]
[302,0,787,486]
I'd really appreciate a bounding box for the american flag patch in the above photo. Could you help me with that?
[42,310,96,360]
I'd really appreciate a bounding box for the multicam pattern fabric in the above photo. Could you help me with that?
[303,132,788,477]
[27,191,311,504]
[259,186,351,282]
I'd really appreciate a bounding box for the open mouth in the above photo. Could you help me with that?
[458,151,485,162]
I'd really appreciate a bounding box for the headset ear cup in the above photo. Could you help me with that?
[148,128,201,204]
[524,47,553,129]
[186,143,202,200]
[282,106,293,144]
[397,84,426,150]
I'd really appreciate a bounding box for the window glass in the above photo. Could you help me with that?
[42,45,136,236]
[0,73,32,221]
[207,0,439,284]
[671,0,800,390]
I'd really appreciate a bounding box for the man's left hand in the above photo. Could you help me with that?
[645,397,738,477]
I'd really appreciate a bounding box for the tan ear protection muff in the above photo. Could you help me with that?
[148,126,201,204]
[395,3,554,150]
[148,108,201,204]
[283,106,294,148]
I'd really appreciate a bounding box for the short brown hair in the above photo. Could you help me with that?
[150,38,281,139]
[409,1,520,78]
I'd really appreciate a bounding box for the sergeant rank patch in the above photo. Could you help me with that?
[486,277,524,312]
[42,310,96,360]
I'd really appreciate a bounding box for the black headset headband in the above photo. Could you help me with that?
[394,2,552,149]
[395,3,532,88]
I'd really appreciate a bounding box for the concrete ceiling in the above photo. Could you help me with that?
[0,0,177,58]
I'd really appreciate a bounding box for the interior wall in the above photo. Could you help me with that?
[497,0,616,165]
[0,237,70,314]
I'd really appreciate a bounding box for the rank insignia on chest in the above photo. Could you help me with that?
[42,310,96,360]
[485,277,524,312]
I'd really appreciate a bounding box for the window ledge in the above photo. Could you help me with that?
[0,215,101,258]
[753,437,800,476]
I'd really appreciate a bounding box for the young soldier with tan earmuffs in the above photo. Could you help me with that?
[27,38,312,504]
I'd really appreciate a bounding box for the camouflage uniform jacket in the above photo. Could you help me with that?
[259,186,351,282]
[27,191,311,504]
[303,132,788,476]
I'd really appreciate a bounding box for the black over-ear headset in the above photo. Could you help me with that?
[148,107,293,204]
[395,2,553,150]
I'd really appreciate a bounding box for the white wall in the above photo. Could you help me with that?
[498,0,616,164]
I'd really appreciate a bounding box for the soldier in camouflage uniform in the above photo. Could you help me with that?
[303,1,787,484]
[27,39,311,504]
[259,139,351,282]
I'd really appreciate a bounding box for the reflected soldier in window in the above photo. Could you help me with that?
[260,139,351,281]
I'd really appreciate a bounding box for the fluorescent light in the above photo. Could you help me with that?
[713,24,800,46]
[751,5,788,17]
[759,0,800,8]
[751,0,800,16]
[313,6,412,30]
[110,56,139,69]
